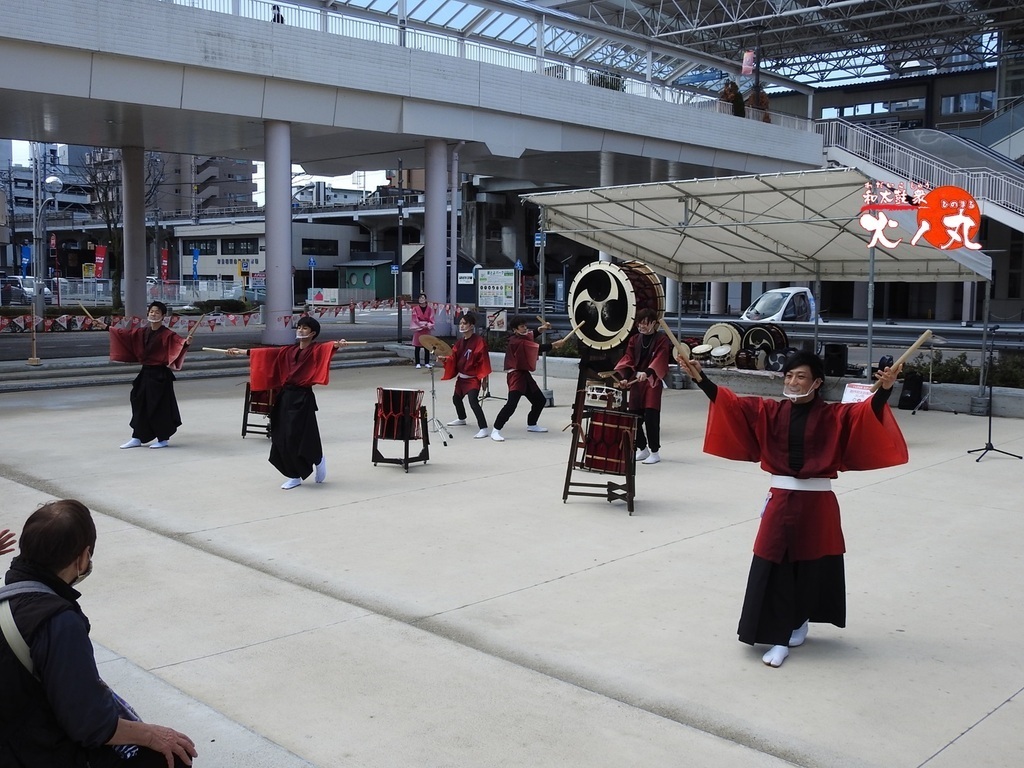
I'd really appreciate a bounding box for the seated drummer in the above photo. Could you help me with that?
[614,308,672,465]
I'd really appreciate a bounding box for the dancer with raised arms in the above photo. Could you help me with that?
[227,317,348,489]
[93,301,193,450]
[677,349,908,668]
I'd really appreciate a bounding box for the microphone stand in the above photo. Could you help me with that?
[967,333,1022,462]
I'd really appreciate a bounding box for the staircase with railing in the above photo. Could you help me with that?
[817,118,1024,233]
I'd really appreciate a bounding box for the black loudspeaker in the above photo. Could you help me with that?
[823,344,848,377]
[898,370,923,410]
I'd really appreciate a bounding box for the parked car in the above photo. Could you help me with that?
[17,276,53,305]
[230,285,266,304]
[740,287,817,323]
[1,277,30,306]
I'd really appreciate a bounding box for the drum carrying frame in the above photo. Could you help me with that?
[241,383,276,438]
[372,389,430,472]
[562,391,640,515]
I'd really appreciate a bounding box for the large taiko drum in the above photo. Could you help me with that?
[568,260,665,350]
[375,388,424,440]
[703,321,744,352]
[582,410,638,474]
[741,323,788,354]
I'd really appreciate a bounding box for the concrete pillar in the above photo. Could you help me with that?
[709,282,728,314]
[121,147,147,318]
[599,152,613,262]
[262,120,294,345]
[665,278,678,313]
[853,281,869,320]
[424,139,447,305]
[961,281,977,324]
[935,282,954,321]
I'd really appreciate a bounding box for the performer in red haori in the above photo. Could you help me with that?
[490,316,567,442]
[410,293,436,369]
[440,312,492,439]
[94,301,191,450]
[227,317,347,489]
[614,308,673,464]
[677,350,908,668]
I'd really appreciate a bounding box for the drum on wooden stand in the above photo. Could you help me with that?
[372,388,430,472]
[583,384,624,410]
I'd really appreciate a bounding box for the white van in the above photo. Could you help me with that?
[9,276,53,305]
[740,287,816,323]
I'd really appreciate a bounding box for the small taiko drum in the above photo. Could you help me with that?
[711,344,735,367]
[584,384,624,410]
[582,410,638,475]
[691,343,713,362]
[375,388,424,440]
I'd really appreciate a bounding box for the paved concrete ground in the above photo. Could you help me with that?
[1,363,1023,767]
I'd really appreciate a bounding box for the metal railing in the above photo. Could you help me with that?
[817,118,1024,221]
[161,0,811,132]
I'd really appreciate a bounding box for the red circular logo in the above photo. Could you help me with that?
[915,186,981,250]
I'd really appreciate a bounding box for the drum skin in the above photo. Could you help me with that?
[568,261,665,351]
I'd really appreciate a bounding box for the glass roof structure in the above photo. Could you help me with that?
[321,0,1023,88]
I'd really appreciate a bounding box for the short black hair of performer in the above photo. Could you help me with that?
[510,315,530,331]
[782,350,825,382]
[460,312,477,327]
[148,300,168,316]
[20,499,96,572]
[296,316,321,338]
[636,308,658,324]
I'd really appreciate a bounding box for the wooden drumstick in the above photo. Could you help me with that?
[78,302,96,321]
[870,329,932,392]
[567,320,585,340]
[202,347,232,354]
[658,317,688,360]
[184,313,207,343]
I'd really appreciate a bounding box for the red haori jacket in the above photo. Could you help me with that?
[702,387,909,561]
[442,333,492,381]
[108,325,188,371]
[614,331,672,410]
[249,342,337,392]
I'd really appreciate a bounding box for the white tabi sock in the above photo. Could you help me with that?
[762,645,790,668]
[790,621,809,647]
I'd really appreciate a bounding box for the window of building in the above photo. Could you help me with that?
[940,90,997,115]
[888,98,925,112]
[182,239,217,255]
[223,238,259,255]
[301,239,339,256]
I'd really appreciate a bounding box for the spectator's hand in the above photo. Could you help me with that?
[142,723,197,768]
[0,529,15,556]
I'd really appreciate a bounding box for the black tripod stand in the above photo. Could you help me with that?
[967,342,1022,462]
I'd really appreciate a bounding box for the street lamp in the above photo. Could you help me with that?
[29,145,62,365]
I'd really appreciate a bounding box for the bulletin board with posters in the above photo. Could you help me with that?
[477,269,517,309]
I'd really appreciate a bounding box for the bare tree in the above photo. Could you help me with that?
[82,149,164,310]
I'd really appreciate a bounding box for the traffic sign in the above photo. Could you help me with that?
[308,257,316,268]
[241,260,249,271]
[533,232,546,247]
[391,264,400,275]
[514,259,523,271]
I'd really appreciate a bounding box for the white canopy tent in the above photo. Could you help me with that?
[522,167,992,376]
[521,167,991,284]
